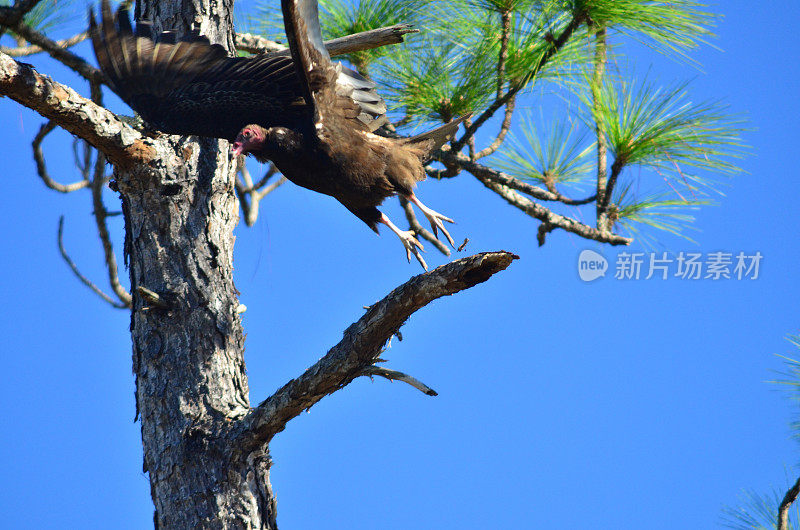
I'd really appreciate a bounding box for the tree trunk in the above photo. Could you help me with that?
[120,0,277,527]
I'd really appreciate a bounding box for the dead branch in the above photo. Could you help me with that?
[236,24,418,56]
[32,120,91,193]
[233,251,518,452]
[234,33,284,54]
[778,476,800,530]
[250,163,280,194]
[362,366,437,396]
[399,196,450,256]
[57,216,128,309]
[0,52,153,167]
[235,161,286,227]
[0,15,103,83]
[91,150,132,307]
[0,0,42,39]
[1,30,88,56]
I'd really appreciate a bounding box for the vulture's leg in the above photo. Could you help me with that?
[379,213,428,271]
[406,193,456,248]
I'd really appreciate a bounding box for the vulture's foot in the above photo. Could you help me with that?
[407,193,456,248]
[380,213,428,271]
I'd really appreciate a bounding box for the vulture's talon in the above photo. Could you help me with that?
[399,230,427,271]
[407,193,457,248]
[426,212,456,248]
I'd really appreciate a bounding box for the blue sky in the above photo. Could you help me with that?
[1,1,799,528]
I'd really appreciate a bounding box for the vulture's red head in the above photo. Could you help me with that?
[232,125,265,157]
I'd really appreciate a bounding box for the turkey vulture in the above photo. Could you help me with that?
[90,0,468,270]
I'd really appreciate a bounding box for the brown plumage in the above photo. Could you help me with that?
[91,0,468,270]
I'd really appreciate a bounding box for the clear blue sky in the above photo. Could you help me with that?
[1,1,798,528]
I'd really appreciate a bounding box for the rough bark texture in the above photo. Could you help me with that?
[120,0,277,527]
[1,2,519,527]
[120,135,277,529]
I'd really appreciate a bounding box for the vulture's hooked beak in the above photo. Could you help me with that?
[231,142,244,157]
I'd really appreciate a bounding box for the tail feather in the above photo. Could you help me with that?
[405,113,471,159]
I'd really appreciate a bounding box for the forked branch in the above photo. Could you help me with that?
[57,217,128,309]
[233,251,518,453]
[0,15,102,82]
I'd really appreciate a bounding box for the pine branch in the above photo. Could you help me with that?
[235,23,418,55]
[0,52,153,168]
[453,13,584,152]
[0,13,102,83]
[592,27,610,231]
[232,251,517,452]
[441,151,629,245]
[778,476,800,530]
[439,152,597,206]
[0,0,42,39]
[0,30,87,56]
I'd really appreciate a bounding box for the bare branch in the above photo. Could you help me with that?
[91,150,132,307]
[779,476,800,530]
[1,30,88,56]
[0,52,154,167]
[399,196,450,256]
[0,0,42,39]
[32,120,91,193]
[256,176,286,201]
[251,164,279,194]
[234,33,285,54]
[362,366,437,396]
[474,95,516,159]
[232,251,518,452]
[0,14,103,83]
[453,14,584,152]
[235,162,259,227]
[235,160,286,227]
[57,216,128,309]
[236,24,418,56]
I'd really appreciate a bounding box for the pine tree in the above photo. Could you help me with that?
[0,0,744,526]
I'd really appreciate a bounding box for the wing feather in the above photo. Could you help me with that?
[280,0,389,133]
[90,0,307,140]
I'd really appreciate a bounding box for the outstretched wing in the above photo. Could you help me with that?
[280,0,387,133]
[90,0,305,141]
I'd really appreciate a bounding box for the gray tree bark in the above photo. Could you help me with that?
[0,1,516,527]
[121,1,276,527]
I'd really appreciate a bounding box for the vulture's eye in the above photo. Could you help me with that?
[244,131,252,139]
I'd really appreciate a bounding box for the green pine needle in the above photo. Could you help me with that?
[575,0,717,60]
[722,488,794,530]
[494,114,594,187]
[613,182,710,243]
[586,77,746,191]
